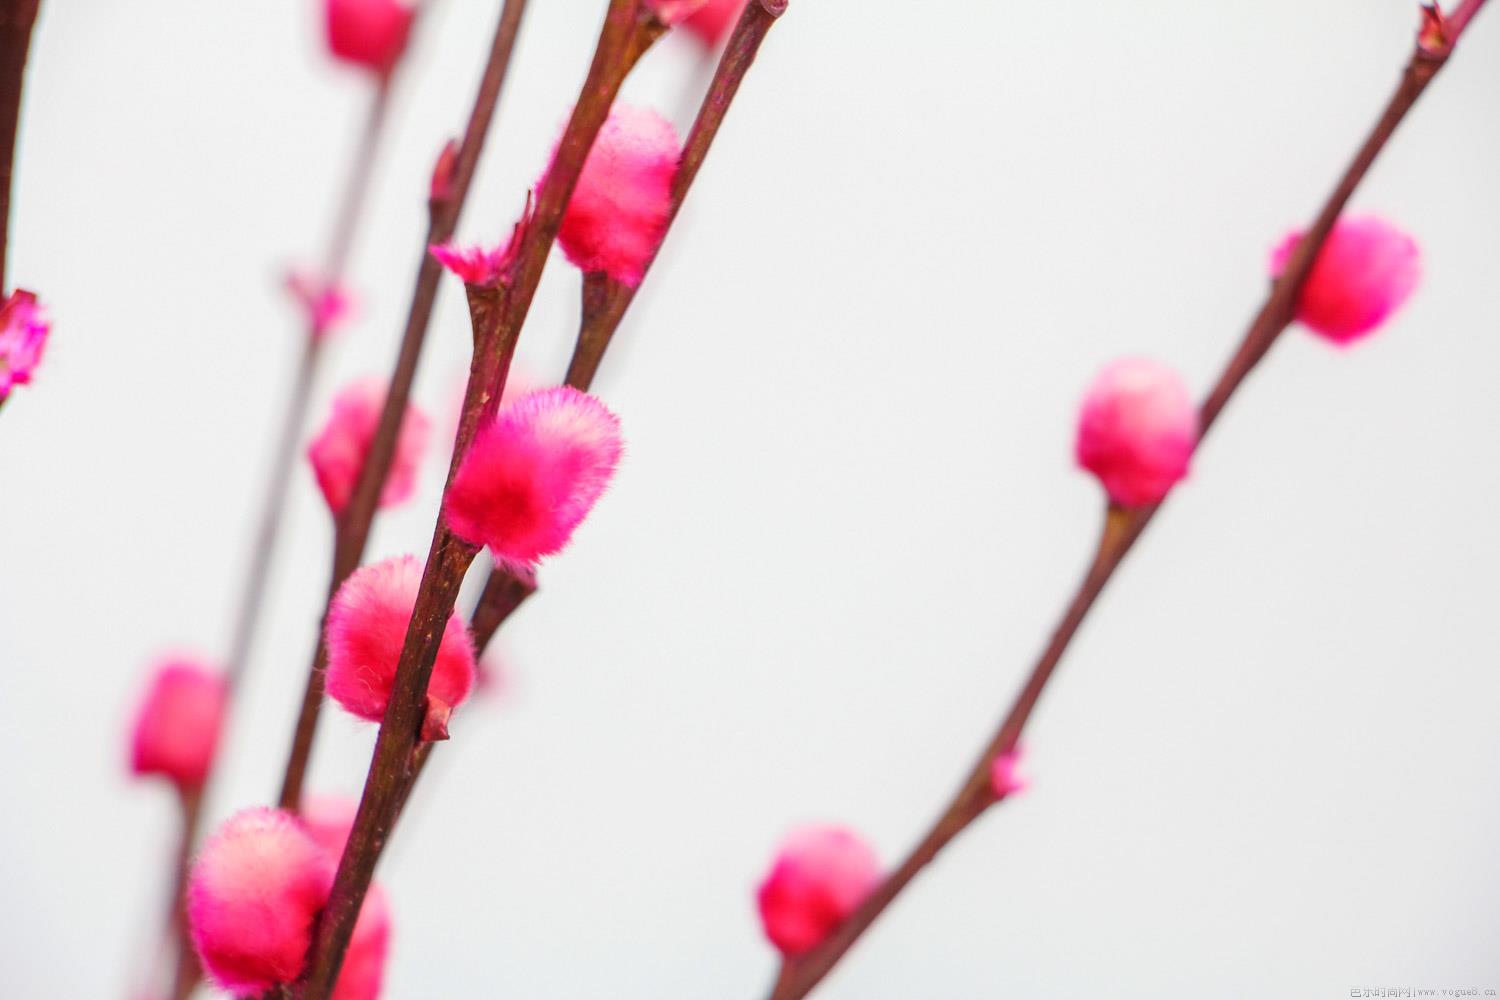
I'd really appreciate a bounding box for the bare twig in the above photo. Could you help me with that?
[765,7,1490,999]
[277,0,531,814]
[0,0,39,292]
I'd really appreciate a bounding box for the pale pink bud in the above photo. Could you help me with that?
[429,239,515,287]
[307,377,430,517]
[325,0,414,76]
[1075,358,1197,508]
[549,104,680,288]
[429,138,459,202]
[128,658,228,790]
[285,268,354,339]
[0,289,48,400]
[444,386,623,567]
[990,747,1026,799]
[1269,216,1421,345]
[324,555,477,723]
[756,824,881,957]
[680,0,747,46]
[188,808,334,994]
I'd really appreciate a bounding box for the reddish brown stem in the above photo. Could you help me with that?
[0,0,38,292]
[766,8,1489,999]
[293,7,673,993]
[276,0,530,815]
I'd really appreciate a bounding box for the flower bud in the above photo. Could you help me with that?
[429,138,459,202]
[324,555,477,724]
[549,105,679,288]
[756,824,880,956]
[444,387,623,567]
[1075,358,1197,508]
[990,748,1026,799]
[325,0,414,76]
[128,658,227,791]
[307,377,430,517]
[296,796,393,1000]
[1270,216,1420,345]
[0,289,48,400]
[679,0,747,46]
[430,240,515,287]
[188,808,333,994]
[285,269,353,339]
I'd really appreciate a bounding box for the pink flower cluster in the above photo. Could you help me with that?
[1271,215,1420,345]
[1075,357,1197,508]
[551,104,680,288]
[325,0,414,77]
[444,386,624,568]
[325,555,477,726]
[188,805,390,998]
[0,289,48,400]
[129,657,228,791]
[307,378,430,517]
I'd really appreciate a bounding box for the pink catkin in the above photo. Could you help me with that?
[756,824,881,957]
[429,239,515,287]
[1270,215,1421,345]
[549,105,679,287]
[285,269,353,339]
[188,808,334,994]
[443,386,623,568]
[307,377,430,517]
[324,554,477,723]
[0,289,48,399]
[990,748,1026,799]
[1075,357,1197,508]
[128,658,228,790]
[300,796,392,1000]
[680,0,746,45]
[325,0,414,76]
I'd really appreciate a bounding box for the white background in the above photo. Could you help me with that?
[2,1,1499,998]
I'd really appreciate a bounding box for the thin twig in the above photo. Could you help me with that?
[277,0,530,814]
[765,7,1489,999]
[292,6,668,995]
[0,0,39,292]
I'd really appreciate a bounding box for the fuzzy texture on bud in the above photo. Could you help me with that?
[680,0,746,45]
[430,239,515,287]
[549,105,679,287]
[129,658,228,790]
[324,555,477,723]
[444,387,623,567]
[308,378,430,516]
[326,0,414,76]
[990,748,1026,799]
[0,289,48,399]
[1270,216,1420,345]
[286,269,353,339]
[756,824,881,957]
[188,808,334,994]
[1075,358,1197,508]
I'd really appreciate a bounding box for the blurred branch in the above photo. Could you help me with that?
[0,0,38,291]
[277,0,531,815]
[765,6,1491,999]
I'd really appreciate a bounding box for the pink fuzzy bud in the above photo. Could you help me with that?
[128,658,227,790]
[0,289,48,400]
[188,808,334,994]
[307,377,430,517]
[443,386,623,567]
[324,555,477,724]
[756,824,881,957]
[990,748,1026,799]
[430,239,515,287]
[679,0,747,46]
[325,0,414,76]
[1270,215,1421,345]
[430,138,459,202]
[1075,358,1197,508]
[549,104,679,288]
[286,269,354,339]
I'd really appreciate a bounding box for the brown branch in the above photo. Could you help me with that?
[766,7,1490,1000]
[292,6,669,995]
[0,0,39,292]
[276,0,530,815]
